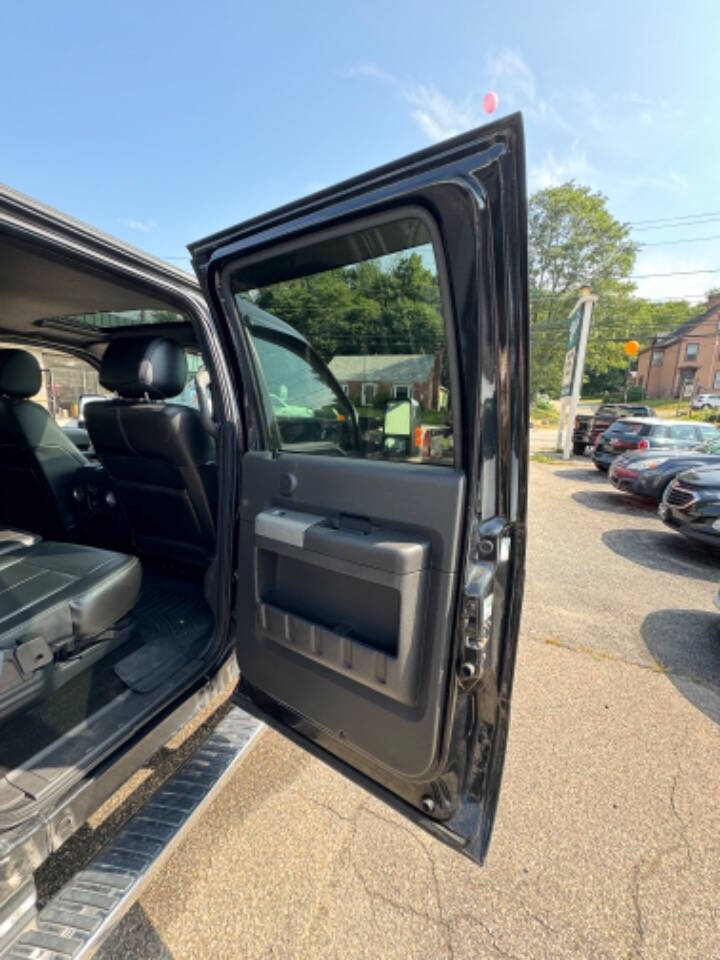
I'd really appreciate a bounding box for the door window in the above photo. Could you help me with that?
[232,216,454,465]
[670,423,698,441]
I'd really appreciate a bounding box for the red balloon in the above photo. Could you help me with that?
[483,91,498,114]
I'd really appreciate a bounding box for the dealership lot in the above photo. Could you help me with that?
[37,455,720,960]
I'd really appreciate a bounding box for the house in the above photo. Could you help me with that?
[636,294,720,398]
[328,353,447,409]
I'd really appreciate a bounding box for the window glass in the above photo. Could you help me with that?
[646,424,668,437]
[714,372,720,389]
[167,351,209,411]
[670,423,697,440]
[685,343,699,360]
[698,424,719,441]
[231,217,454,465]
[617,421,644,435]
[651,351,663,367]
[0,343,113,426]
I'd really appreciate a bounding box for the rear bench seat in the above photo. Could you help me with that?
[0,538,141,725]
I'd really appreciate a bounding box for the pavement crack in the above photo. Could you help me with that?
[309,798,358,823]
[626,739,694,959]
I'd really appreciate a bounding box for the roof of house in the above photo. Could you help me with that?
[639,301,719,355]
[328,354,435,383]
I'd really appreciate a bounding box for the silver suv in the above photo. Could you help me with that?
[691,393,720,410]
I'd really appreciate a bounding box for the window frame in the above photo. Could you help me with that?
[651,350,664,367]
[393,383,411,400]
[219,204,461,467]
[685,342,699,360]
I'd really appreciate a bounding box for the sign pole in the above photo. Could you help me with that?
[563,292,597,459]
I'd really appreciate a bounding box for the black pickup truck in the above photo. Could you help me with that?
[0,114,529,956]
[572,403,654,455]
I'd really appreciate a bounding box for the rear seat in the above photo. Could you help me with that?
[0,538,141,724]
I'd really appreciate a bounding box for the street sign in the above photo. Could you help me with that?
[560,305,583,398]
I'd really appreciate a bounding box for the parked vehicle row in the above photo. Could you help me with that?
[572,403,653,455]
[584,414,720,551]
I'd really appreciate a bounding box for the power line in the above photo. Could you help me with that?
[629,210,720,227]
[631,216,720,232]
[638,234,720,248]
[630,267,720,279]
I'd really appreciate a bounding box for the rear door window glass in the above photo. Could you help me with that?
[670,424,698,441]
[231,216,454,465]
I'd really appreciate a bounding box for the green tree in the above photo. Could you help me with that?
[529,182,638,395]
[256,253,444,362]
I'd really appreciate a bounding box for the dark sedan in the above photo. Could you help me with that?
[592,418,717,471]
[609,438,720,501]
[659,466,720,550]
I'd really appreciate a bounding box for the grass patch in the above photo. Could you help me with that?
[531,399,559,425]
[531,452,557,463]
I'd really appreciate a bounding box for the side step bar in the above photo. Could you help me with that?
[2,707,263,959]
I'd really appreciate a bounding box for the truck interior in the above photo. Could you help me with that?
[0,227,226,830]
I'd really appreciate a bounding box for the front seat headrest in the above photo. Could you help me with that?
[0,349,42,399]
[99,336,187,400]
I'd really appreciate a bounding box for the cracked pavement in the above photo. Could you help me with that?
[86,458,720,959]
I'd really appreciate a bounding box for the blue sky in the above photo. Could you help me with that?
[3,0,718,303]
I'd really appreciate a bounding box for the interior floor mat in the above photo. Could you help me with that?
[114,573,213,693]
[0,638,141,776]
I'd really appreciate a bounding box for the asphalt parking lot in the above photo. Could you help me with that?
[46,449,720,959]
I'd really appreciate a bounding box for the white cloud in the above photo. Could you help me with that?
[119,217,158,233]
[529,142,596,190]
[486,49,536,106]
[404,85,479,142]
[342,62,397,85]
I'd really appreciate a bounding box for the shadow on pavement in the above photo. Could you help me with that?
[642,608,720,726]
[602,528,720,582]
[572,490,655,515]
[553,467,607,484]
[96,903,175,959]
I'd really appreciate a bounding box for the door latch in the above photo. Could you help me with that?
[458,516,512,687]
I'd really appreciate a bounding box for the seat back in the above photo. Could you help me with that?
[0,349,87,537]
[85,337,216,564]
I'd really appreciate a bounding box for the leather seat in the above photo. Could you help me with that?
[0,538,141,723]
[85,337,216,564]
[0,349,88,538]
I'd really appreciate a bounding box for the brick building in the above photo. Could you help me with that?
[328,353,447,409]
[636,294,720,398]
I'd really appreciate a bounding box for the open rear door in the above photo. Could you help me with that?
[190,114,528,863]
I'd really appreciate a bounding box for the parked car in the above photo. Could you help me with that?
[690,393,720,410]
[572,403,653,455]
[609,437,720,501]
[659,466,720,549]
[592,418,717,471]
[0,114,528,951]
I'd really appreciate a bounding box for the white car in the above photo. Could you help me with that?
[691,393,720,410]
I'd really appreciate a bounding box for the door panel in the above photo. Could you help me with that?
[191,114,528,863]
[238,450,464,776]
